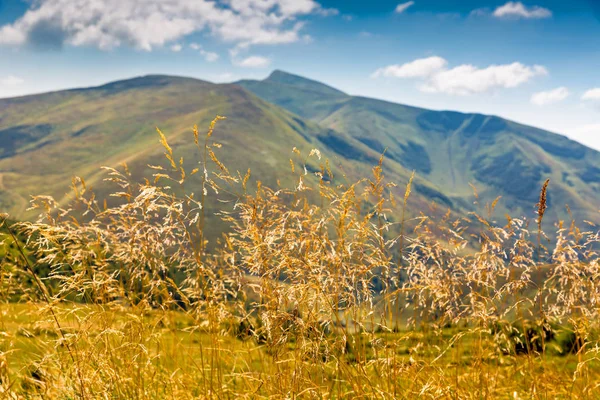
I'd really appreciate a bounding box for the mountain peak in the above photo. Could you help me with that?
[92,74,209,93]
[264,70,347,97]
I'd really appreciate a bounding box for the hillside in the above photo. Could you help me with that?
[0,76,330,236]
[239,71,600,226]
[0,74,445,242]
[0,72,598,237]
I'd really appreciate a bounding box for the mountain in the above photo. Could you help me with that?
[0,75,331,236]
[0,71,598,238]
[238,70,600,226]
[237,70,349,121]
[0,74,442,242]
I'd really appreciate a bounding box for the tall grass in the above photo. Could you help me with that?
[1,117,599,399]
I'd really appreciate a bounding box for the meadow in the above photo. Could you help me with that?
[1,117,599,399]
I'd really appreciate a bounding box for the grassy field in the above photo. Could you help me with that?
[1,117,599,398]
[1,302,598,399]
[0,304,600,398]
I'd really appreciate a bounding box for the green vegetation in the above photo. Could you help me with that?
[1,303,597,398]
[1,116,599,398]
[239,70,600,226]
[1,71,599,234]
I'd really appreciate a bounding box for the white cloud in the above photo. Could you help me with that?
[493,2,552,19]
[0,0,329,51]
[373,56,548,95]
[423,63,547,95]
[189,42,219,62]
[170,44,182,52]
[0,75,24,86]
[395,1,415,14]
[315,7,339,17]
[235,55,271,68]
[582,88,600,101]
[469,8,490,17]
[530,87,569,106]
[202,51,219,62]
[371,56,447,79]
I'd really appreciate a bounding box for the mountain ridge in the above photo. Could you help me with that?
[3,69,595,149]
[238,70,600,226]
[240,70,587,146]
[0,71,597,231]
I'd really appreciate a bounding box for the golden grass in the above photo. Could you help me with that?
[1,116,599,399]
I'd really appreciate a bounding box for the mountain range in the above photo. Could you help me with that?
[0,70,598,237]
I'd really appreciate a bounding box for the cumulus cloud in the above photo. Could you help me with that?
[582,88,600,101]
[422,63,547,95]
[202,51,219,62]
[235,55,271,68]
[530,87,569,106]
[170,44,182,52]
[371,56,447,78]
[373,56,548,95]
[395,1,415,14]
[189,42,219,62]
[492,2,552,19]
[0,0,328,51]
[0,75,25,86]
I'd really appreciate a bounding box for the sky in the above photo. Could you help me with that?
[1,0,600,150]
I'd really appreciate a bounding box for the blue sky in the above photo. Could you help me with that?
[1,0,600,150]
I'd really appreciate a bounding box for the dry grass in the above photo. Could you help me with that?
[1,117,599,399]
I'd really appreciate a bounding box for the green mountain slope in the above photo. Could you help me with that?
[238,71,600,225]
[0,71,598,237]
[0,74,444,244]
[237,70,349,121]
[0,76,332,229]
